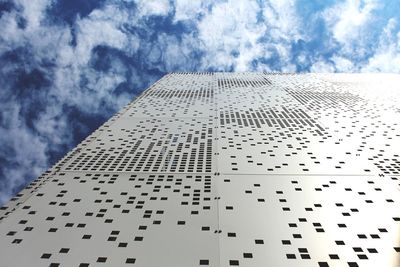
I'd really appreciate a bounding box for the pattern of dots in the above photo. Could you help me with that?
[1,73,400,267]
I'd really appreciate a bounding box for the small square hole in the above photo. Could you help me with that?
[199,259,209,265]
[329,254,339,259]
[134,236,143,241]
[41,253,51,259]
[126,258,136,264]
[97,257,107,263]
[59,248,70,253]
[229,260,239,265]
[243,253,253,258]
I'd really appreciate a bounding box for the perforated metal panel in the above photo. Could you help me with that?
[217,174,400,267]
[1,73,400,267]
[63,118,215,173]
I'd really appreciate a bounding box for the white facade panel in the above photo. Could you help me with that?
[0,73,399,267]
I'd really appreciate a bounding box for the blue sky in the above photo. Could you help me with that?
[0,0,400,205]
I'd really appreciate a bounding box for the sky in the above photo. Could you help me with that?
[0,0,400,205]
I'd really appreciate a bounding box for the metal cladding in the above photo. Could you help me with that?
[1,73,400,267]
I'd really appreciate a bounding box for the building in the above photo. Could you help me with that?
[0,73,399,266]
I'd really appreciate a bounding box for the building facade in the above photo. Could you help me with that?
[0,73,399,266]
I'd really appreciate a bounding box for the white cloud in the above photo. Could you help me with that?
[262,0,300,41]
[197,0,302,71]
[364,51,400,72]
[174,1,205,22]
[74,10,129,65]
[0,104,49,204]
[136,0,171,17]
[362,18,400,72]
[198,0,265,70]
[331,56,355,72]
[310,59,335,72]
[323,0,378,56]
[308,1,400,72]
[17,0,49,29]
